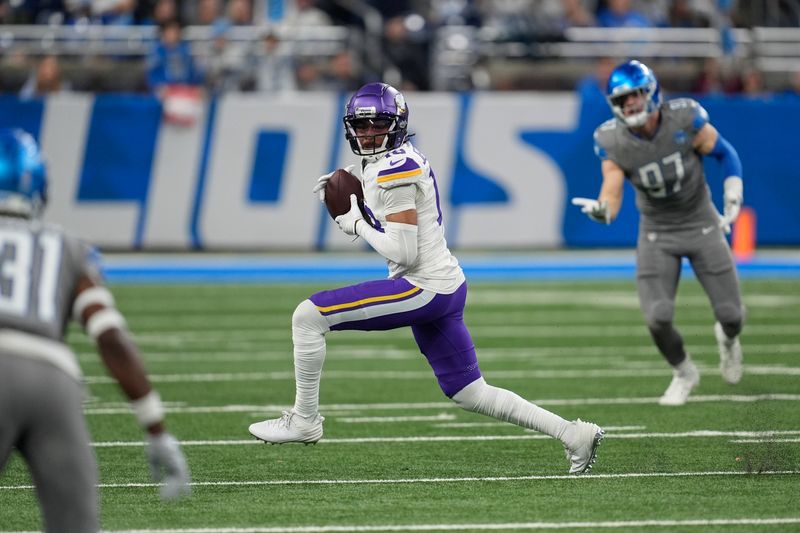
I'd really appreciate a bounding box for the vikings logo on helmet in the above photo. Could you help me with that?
[605,60,662,128]
[343,82,410,156]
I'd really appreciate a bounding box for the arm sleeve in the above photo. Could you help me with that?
[356,221,418,267]
[708,134,743,179]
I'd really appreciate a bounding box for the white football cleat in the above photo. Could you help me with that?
[249,410,325,444]
[715,322,743,385]
[658,361,700,406]
[564,419,604,474]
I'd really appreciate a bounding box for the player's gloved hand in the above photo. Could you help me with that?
[312,164,356,203]
[718,193,742,234]
[717,177,743,234]
[335,194,365,237]
[146,431,191,500]
[571,197,610,224]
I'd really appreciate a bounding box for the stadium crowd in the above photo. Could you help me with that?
[0,0,799,95]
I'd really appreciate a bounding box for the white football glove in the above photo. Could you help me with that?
[571,197,610,224]
[334,194,365,237]
[146,432,191,500]
[312,164,356,203]
[718,177,743,234]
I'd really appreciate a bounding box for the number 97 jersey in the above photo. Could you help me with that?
[0,216,99,343]
[593,98,720,230]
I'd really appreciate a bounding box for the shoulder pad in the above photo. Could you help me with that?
[593,120,617,160]
[667,97,708,130]
[375,156,423,189]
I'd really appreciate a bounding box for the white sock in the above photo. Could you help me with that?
[676,354,696,376]
[291,300,330,418]
[452,377,572,445]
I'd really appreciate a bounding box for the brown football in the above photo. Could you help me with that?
[324,168,367,220]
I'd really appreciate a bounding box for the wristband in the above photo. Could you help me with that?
[131,390,165,428]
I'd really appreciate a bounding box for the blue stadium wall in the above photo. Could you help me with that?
[0,92,797,250]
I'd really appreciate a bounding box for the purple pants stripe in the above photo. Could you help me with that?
[309,279,481,397]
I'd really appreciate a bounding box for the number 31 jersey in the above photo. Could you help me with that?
[593,98,719,230]
[0,216,97,343]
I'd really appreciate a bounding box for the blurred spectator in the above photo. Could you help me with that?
[597,0,652,28]
[532,0,596,35]
[384,15,430,90]
[576,56,615,102]
[283,0,332,28]
[226,0,253,25]
[146,19,203,92]
[247,28,297,92]
[19,55,69,99]
[476,1,537,40]
[690,56,740,95]
[319,49,361,91]
[204,19,250,93]
[782,70,800,98]
[739,65,766,97]
[142,0,178,25]
[667,0,710,27]
[92,0,136,25]
[193,0,222,25]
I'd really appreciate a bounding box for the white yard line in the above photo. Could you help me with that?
[82,394,800,416]
[79,429,800,448]
[76,343,800,364]
[2,470,799,492]
[81,366,800,384]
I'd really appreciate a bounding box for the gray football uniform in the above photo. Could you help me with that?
[593,99,743,364]
[0,215,100,532]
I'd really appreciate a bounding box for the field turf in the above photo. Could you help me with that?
[1,278,799,532]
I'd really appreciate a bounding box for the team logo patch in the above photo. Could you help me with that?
[674,131,687,145]
[394,93,406,114]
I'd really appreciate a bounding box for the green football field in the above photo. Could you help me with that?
[1,278,799,532]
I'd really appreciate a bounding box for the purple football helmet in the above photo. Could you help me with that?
[343,82,409,156]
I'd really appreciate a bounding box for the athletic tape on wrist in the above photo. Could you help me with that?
[131,390,165,427]
[72,287,115,320]
[86,308,127,340]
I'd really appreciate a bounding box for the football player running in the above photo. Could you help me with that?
[0,129,190,532]
[249,82,604,474]
[573,60,745,406]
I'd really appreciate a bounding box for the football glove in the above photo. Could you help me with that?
[334,194,365,237]
[146,432,191,500]
[571,197,610,224]
[718,177,743,234]
[312,164,356,203]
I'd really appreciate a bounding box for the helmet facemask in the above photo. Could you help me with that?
[344,115,399,157]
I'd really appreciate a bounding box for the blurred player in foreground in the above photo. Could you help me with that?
[0,129,190,532]
[249,82,604,474]
[573,60,745,406]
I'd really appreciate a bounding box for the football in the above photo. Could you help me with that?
[324,168,366,220]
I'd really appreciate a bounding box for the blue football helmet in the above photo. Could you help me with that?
[0,128,47,218]
[343,82,409,156]
[606,60,662,128]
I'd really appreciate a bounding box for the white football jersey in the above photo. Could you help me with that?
[359,142,464,293]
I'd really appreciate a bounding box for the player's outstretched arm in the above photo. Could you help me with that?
[572,160,625,224]
[694,123,743,233]
[73,274,191,500]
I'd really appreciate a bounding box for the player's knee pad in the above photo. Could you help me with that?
[451,377,490,413]
[645,300,674,332]
[715,302,744,337]
[292,299,329,339]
